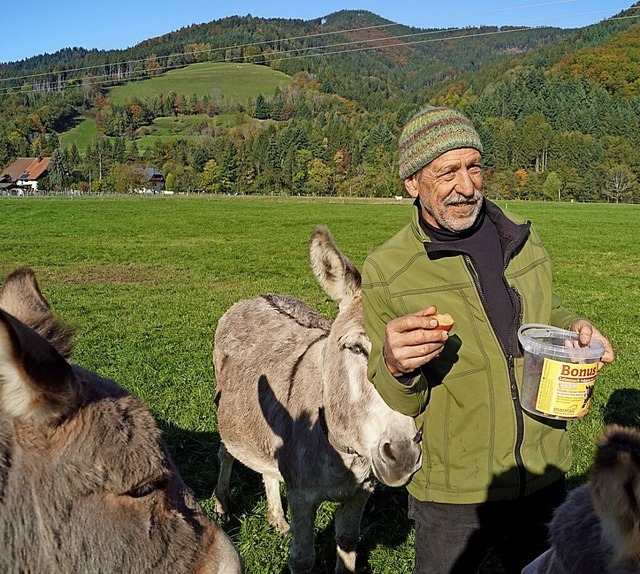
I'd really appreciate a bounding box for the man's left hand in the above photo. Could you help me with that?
[570,319,615,370]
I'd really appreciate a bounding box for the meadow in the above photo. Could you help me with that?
[60,62,292,152]
[1,195,638,573]
[108,62,293,104]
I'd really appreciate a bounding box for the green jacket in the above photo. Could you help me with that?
[361,200,580,504]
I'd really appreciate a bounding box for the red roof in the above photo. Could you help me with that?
[1,157,51,182]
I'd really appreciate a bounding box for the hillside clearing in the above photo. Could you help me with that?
[107,61,292,104]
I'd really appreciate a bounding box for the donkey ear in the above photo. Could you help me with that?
[0,309,81,425]
[309,225,361,308]
[0,267,73,360]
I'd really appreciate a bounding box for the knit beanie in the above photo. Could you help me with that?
[398,105,483,179]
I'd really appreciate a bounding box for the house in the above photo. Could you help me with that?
[0,157,51,195]
[143,167,165,192]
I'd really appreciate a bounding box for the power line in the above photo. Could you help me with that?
[0,2,634,86]
[0,8,638,97]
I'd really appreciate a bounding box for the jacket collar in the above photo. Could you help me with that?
[411,198,531,260]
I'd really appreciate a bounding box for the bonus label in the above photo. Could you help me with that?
[535,359,598,418]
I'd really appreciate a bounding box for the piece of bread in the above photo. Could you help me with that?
[432,313,454,331]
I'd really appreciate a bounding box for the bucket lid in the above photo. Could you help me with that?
[517,323,605,362]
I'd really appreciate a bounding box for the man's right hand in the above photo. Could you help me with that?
[383,306,450,378]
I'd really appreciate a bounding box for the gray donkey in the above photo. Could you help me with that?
[0,267,242,574]
[523,424,640,574]
[213,225,422,573]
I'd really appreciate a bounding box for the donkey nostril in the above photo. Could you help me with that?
[382,442,397,462]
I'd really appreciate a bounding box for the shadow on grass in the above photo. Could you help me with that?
[157,417,274,573]
[156,418,222,498]
[155,418,417,574]
[56,112,85,132]
[355,485,412,572]
[603,387,640,428]
[156,419,266,520]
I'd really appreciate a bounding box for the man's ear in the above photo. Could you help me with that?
[404,175,420,198]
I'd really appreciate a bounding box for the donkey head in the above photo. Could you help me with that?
[0,268,241,574]
[590,424,640,570]
[310,226,421,487]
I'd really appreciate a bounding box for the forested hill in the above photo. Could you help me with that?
[0,9,582,110]
[1,5,640,202]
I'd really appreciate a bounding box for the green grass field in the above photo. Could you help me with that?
[59,117,103,149]
[107,62,292,105]
[1,196,638,573]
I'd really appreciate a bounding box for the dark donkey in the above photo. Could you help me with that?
[0,268,242,574]
[523,424,640,574]
[213,226,422,573]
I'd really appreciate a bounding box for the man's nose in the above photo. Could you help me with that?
[455,169,477,196]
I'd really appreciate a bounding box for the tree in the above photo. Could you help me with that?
[67,143,81,169]
[603,165,637,203]
[292,149,313,193]
[126,141,140,162]
[110,164,147,193]
[165,172,177,191]
[306,158,332,196]
[48,148,68,191]
[200,159,221,193]
[542,171,562,201]
[516,113,552,173]
[113,138,126,163]
[252,94,270,120]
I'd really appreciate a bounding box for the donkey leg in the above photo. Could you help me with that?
[263,475,290,534]
[213,443,234,519]
[287,490,319,574]
[333,488,370,574]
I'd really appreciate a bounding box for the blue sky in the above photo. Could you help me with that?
[1,0,636,64]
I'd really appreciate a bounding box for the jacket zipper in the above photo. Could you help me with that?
[464,256,528,498]
[510,284,527,497]
[508,353,527,498]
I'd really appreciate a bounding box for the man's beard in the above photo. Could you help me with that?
[430,191,483,232]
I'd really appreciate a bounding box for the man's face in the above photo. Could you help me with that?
[404,147,484,232]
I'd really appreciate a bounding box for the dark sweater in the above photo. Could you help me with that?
[418,200,516,355]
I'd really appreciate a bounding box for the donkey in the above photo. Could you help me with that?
[523,424,640,574]
[0,267,243,574]
[213,225,422,573]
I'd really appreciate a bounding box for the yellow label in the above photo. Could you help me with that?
[535,358,598,418]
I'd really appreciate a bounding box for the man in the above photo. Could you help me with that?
[361,105,614,574]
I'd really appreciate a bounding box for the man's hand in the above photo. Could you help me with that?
[383,306,450,378]
[570,319,615,371]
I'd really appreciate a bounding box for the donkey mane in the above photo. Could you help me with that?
[261,294,331,332]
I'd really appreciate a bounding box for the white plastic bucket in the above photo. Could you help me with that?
[518,324,605,420]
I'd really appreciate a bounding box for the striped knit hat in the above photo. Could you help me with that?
[398,105,483,179]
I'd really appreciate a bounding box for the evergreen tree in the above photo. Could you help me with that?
[48,148,68,191]
[253,93,271,119]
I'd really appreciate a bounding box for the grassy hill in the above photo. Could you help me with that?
[60,112,262,152]
[60,62,292,151]
[107,62,292,104]
[60,117,103,149]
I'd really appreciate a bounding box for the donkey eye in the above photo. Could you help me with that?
[125,476,169,498]
[346,342,369,358]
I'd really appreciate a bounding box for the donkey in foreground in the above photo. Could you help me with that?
[213,225,422,573]
[523,424,640,574]
[0,268,242,574]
